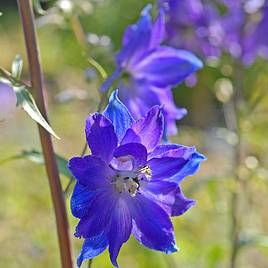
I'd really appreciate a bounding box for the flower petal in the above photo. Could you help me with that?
[121,106,164,152]
[132,46,203,87]
[85,113,118,162]
[148,156,188,181]
[116,4,152,69]
[170,152,206,182]
[71,183,97,218]
[108,197,132,267]
[141,181,196,216]
[130,194,177,253]
[75,188,118,238]
[113,143,147,170]
[68,155,111,190]
[77,232,108,267]
[149,8,166,50]
[149,144,196,159]
[148,151,206,183]
[103,90,134,142]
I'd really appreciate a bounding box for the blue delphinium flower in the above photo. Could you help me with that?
[101,4,203,136]
[68,90,206,267]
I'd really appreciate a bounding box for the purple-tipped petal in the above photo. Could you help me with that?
[132,47,203,87]
[171,187,196,216]
[113,143,147,170]
[141,181,196,216]
[103,90,134,142]
[121,106,164,152]
[77,232,108,267]
[68,155,111,189]
[71,183,97,218]
[130,194,178,253]
[108,198,132,267]
[85,113,118,162]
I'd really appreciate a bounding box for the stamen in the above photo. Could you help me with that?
[111,164,152,197]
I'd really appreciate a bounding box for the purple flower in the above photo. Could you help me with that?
[162,0,268,65]
[0,82,17,122]
[161,0,222,59]
[101,4,203,136]
[69,90,206,267]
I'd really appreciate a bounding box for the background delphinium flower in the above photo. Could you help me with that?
[68,90,206,267]
[101,4,203,136]
[160,0,222,60]
[0,82,17,122]
[162,0,268,65]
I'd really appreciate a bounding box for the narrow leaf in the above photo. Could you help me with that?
[14,84,60,139]
[0,67,59,139]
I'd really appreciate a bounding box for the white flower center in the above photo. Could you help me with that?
[110,165,152,197]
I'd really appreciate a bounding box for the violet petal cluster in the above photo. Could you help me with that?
[69,90,206,267]
[101,4,203,136]
[162,0,268,65]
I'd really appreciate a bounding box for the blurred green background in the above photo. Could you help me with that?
[1,0,268,267]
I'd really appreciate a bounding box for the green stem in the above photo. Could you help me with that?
[228,59,245,268]
[16,1,73,267]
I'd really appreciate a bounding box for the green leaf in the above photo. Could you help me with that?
[0,67,59,139]
[0,149,71,179]
[11,55,23,80]
[15,84,60,139]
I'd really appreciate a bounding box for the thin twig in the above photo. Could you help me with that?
[16,1,73,267]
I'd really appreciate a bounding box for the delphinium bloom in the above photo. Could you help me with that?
[162,0,268,65]
[160,0,222,60]
[101,4,203,136]
[0,82,17,122]
[68,90,206,267]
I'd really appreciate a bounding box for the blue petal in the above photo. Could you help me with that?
[130,194,178,253]
[103,90,134,142]
[75,188,118,238]
[77,232,108,267]
[148,157,188,180]
[170,152,207,182]
[113,142,147,170]
[71,183,96,218]
[116,4,152,69]
[132,47,203,87]
[149,144,196,159]
[99,68,122,93]
[149,8,166,49]
[141,181,196,217]
[148,150,206,183]
[68,155,111,189]
[108,198,132,267]
[121,106,164,153]
[85,113,118,162]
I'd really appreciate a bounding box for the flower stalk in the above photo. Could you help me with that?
[16,1,73,267]
[228,59,245,268]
